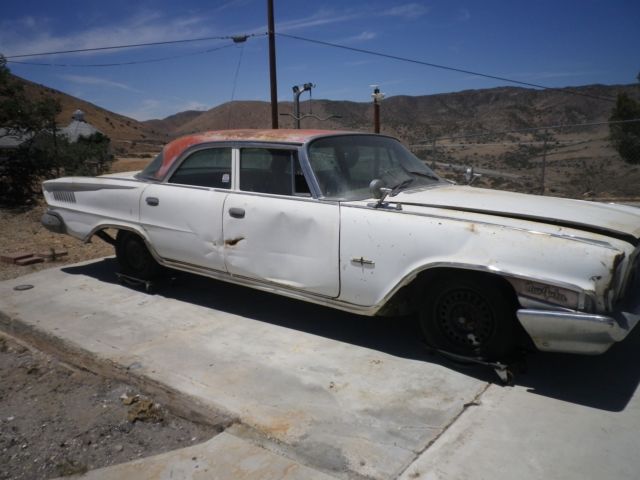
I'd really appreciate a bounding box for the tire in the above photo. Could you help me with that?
[115,231,161,280]
[419,273,519,360]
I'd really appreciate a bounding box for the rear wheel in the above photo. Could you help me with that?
[115,231,161,280]
[419,273,519,360]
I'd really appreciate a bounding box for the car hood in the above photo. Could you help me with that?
[389,185,640,244]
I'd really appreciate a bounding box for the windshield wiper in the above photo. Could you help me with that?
[390,178,414,196]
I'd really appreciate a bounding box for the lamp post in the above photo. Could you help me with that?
[292,83,314,129]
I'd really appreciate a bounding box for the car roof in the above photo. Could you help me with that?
[156,129,356,179]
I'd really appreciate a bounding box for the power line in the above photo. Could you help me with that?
[227,43,246,129]
[4,33,265,59]
[278,33,618,103]
[6,44,235,68]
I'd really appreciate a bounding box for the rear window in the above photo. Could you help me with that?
[136,152,164,180]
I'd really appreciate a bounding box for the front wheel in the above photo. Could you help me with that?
[419,274,519,360]
[115,231,162,280]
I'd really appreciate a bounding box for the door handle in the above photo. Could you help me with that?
[229,207,245,219]
[146,197,159,206]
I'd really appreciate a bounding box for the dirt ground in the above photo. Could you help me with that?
[0,155,223,479]
[0,334,221,480]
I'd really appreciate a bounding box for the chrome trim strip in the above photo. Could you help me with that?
[396,200,639,247]
[44,182,139,192]
[159,257,377,315]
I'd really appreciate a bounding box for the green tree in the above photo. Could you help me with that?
[0,55,62,205]
[609,86,640,165]
[0,55,112,206]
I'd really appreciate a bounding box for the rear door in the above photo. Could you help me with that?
[139,147,231,272]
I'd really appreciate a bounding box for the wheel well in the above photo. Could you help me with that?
[377,267,519,316]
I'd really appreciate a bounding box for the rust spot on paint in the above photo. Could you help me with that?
[224,236,245,246]
[156,129,347,179]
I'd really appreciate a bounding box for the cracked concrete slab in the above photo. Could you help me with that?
[0,259,488,479]
[60,431,338,480]
[399,329,640,480]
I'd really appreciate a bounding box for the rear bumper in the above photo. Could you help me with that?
[41,210,66,234]
[517,308,640,354]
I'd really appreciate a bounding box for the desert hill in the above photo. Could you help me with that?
[10,72,640,198]
[145,84,638,144]
[13,74,166,153]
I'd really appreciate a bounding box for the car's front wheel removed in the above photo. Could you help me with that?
[419,273,520,360]
[115,231,162,280]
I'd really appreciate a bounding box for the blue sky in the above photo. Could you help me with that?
[2,0,638,120]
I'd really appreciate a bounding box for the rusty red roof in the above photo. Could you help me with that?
[156,129,348,179]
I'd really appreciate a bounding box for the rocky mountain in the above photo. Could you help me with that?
[144,84,638,144]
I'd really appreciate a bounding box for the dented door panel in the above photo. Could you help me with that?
[139,184,228,272]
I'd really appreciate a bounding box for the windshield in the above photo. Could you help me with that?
[307,135,440,200]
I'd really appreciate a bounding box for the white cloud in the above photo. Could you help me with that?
[345,59,374,67]
[382,3,429,19]
[276,9,359,32]
[0,10,222,59]
[121,98,209,121]
[181,100,209,111]
[59,74,141,92]
[342,31,377,43]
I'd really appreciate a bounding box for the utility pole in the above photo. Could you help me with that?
[267,0,279,129]
[371,85,385,133]
[292,83,314,129]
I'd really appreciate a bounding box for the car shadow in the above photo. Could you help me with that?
[62,258,640,412]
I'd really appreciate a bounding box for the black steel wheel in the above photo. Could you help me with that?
[419,273,518,360]
[115,231,161,280]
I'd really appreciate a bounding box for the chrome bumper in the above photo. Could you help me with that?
[41,211,66,234]
[517,309,640,355]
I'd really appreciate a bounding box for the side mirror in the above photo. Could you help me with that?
[368,179,394,209]
[369,178,386,199]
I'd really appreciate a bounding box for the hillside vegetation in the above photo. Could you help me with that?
[15,74,640,198]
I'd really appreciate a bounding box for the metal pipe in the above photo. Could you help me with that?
[292,83,313,129]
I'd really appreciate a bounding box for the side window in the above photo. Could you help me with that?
[240,148,310,196]
[169,148,232,188]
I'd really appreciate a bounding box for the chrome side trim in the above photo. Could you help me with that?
[159,257,378,316]
[44,182,139,192]
[395,200,638,247]
[517,308,640,354]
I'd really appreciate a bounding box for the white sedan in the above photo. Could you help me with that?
[41,129,640,360]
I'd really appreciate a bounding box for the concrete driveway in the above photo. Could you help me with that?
[1,258,639,479]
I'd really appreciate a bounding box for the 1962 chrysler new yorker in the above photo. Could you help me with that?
[41,129,640,359]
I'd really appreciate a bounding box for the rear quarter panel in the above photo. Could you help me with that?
[43,176,147,240]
